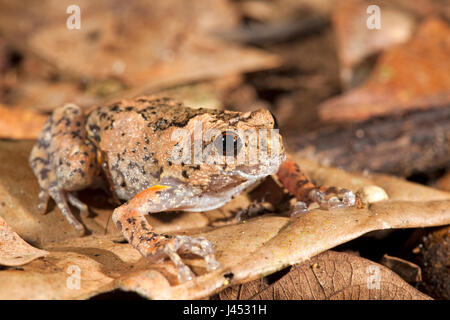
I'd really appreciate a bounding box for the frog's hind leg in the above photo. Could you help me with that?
[112,185,220,282]
[67,192,89,216]
[48,188,85,235]
[29,104,98,235]
[277,159,357,214]
[30,117,54,214]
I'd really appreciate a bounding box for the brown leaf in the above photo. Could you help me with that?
[319,18,450,122]
[9,80,103,113]
[0,216,48,267]
[0,104,47,140]
[379,254,422,283]
[1,141,449,299]
[216,251,431,300]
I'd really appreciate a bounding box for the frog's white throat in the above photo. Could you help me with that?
[178,178,261,212]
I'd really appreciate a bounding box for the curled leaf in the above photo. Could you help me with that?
[0,216,48,267]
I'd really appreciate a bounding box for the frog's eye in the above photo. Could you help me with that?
[214,131,242,157]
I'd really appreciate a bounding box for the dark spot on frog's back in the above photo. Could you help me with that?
[127,161,138,169]
[36,139,50,149]
[149,166,163,180]
[141,220,149,231]
[111,104,121,112]
[72,168,85,177]
[182,170,189,179]
[39,168,50,180]
[71,130,81,139]
[153,118,169,131]
[126,217,136,225]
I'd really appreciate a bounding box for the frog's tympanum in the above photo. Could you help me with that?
[30,97,285,281]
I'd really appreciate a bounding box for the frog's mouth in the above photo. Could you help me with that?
[221,155,286,181]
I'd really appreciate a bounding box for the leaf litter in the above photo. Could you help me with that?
[0,141,449,299]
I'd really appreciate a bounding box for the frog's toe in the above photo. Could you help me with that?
[310,187,356,210]
[150,235,220,282]
[175,235,220,271]
[67,192,89,216]
[162,242,196,282]
[48,188,86,236]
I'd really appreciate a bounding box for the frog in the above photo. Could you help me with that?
[29,96,286,282]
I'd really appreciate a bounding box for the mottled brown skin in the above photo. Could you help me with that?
[30,96,285,281]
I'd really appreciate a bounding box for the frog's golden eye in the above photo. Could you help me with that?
[214,131,242,157]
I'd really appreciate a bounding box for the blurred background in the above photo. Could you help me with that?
[0,0,449,186]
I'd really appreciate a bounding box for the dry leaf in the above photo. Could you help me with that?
[0,215,48,267]
[216,251,431,300]
[0,141,449,299]
[0,104,47,139]
[319,18,450,122]
[9,80,103,113]
[380,254,422,283]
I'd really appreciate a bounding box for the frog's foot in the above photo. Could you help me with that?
[67,192,89,216]
[149,235,220,282]
[113,207,221,282]
[309,186,356,210]
[49,188,86,236]
[278,159,357,215]
[289,187,357,216]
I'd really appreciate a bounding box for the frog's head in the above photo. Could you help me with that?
[214,109,285,180]
[173,108,286,190]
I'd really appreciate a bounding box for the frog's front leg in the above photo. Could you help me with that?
[29,104,98,235]
[112,185,220,282]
